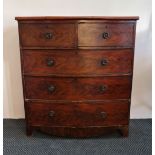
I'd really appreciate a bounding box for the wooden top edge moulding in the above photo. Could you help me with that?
[15,16,139,21]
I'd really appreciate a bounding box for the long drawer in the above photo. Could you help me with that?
[23,49,133,76]
[27,101,129,127]
[24,76,132,100]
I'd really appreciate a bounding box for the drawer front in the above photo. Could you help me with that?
[78,23,134,47]
[25,76,132,100]
[23,49,133,76]
[19,23,76,48]
[27,101,129,127]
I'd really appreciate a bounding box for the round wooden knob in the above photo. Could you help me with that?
[45,32,53,39]
[102,32,109,39]
[48,85,55,93]
[48,111,55,117]
[46,58,54,67]
[99,85,107,93]
[100,112,107,119]
[101,59,108,66]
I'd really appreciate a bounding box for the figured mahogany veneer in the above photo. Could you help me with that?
[25,76,132,100]
[15,16,139,137]
[23,49,133,76]
[78,23,134,47]
[19,23,76,48]
[27,101,129,127]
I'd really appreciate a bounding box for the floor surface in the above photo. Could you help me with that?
[3,119,152,155]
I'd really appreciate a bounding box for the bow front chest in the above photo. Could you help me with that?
[15,16,139,137]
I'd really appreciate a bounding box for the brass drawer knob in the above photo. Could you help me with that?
[48,111,55,117]
[102,32,109,39]
[45,32,53,39]
[46,58,54,67]
[48,85,55,93]
[99,85,107,93]
[101,59,108,66]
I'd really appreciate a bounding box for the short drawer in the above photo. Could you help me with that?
[19,23,76,48]
[78,23,134,47]
[23,49,133,76]
[27,101,129,127]
[24,76,132,100]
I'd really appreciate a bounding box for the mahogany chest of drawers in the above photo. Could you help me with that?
[15,16,139,137]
